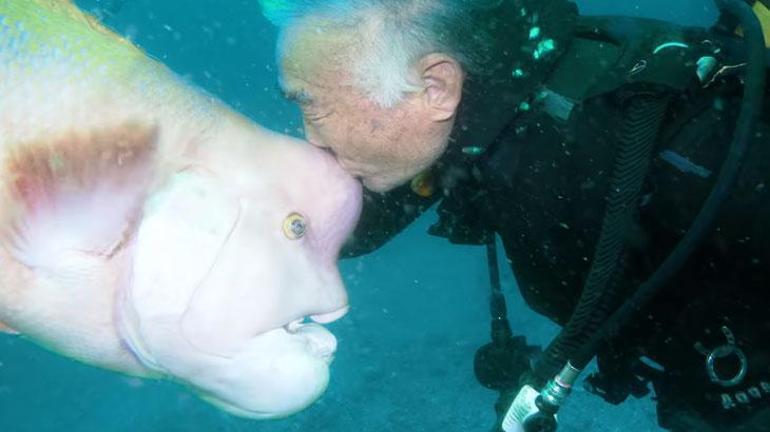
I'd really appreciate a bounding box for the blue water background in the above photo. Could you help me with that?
[0,1,718,431]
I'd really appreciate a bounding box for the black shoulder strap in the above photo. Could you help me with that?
[543,15,734,113]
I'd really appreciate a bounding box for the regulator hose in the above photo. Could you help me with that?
[572,0,766,370]
[533,95,670,382]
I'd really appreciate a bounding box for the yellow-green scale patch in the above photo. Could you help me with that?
[0,0,160,82]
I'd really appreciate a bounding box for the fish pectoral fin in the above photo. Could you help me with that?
[1,122,159,269]
[0,321,20,335]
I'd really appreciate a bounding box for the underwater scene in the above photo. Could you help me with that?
[1,0,768,431]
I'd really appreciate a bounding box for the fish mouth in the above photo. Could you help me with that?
[310,305,350,324]
[282,306,349,360]
[198,393,277,419]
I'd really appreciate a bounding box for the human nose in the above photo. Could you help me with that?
[302,122,325,148]
[303,124,337,158]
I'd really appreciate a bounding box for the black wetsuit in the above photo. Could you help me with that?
[342,5,770,432]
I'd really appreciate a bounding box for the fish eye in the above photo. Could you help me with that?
[282,213,307,240]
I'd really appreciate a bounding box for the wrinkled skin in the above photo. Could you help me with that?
[277,17,464,193]
[0,0,361,418]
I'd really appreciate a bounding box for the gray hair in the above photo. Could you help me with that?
[259,0,501,107]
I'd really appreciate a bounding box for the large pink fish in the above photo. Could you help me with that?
[0,0,362,419]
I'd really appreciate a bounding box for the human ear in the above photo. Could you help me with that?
[418,53,464,122]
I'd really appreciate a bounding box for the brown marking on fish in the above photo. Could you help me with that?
[0,321,19,335]
[4,122,158,212]
[1,123,159,260]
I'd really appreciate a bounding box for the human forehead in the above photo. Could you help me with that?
[279,23,360,104]
[279,18,358,76]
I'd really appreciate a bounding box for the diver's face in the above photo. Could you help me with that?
[279,25,458,192]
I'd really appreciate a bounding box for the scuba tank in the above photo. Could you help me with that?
[477,0,768,430]
[732,0,770,47]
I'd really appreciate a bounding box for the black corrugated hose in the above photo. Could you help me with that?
[571,0,766,371]
[532,94,671,382]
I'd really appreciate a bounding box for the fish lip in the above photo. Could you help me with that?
[281,322,338,360]
[280,306,348,359]
[282,305,349,334]
[198,391,284,420]
[309,305,349,324]
[284,317,306,334]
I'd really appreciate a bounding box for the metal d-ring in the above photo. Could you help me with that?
[703,326,749,388]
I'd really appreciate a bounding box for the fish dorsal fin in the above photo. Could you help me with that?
[1,123,159,269]
[43,0,115,35]
[5,1,133,48]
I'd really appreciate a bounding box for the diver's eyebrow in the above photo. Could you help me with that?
[281,87,314,106]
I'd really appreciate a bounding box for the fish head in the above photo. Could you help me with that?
[119,125,362,418]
